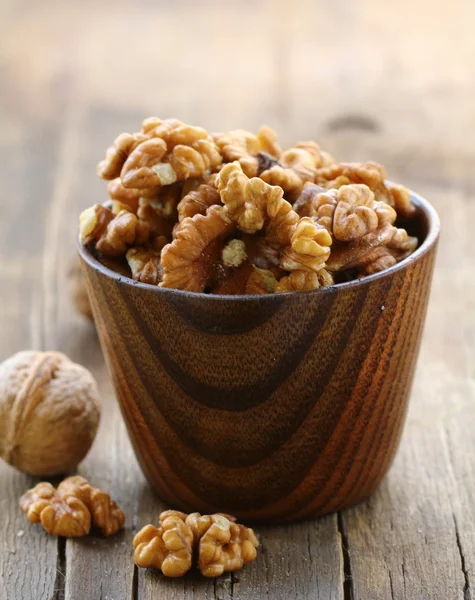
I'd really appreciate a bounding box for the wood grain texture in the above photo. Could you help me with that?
[1,0,474,597]
[78,196,438,524]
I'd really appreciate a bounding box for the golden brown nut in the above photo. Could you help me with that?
[281,217,332,273]
[329,184,388,241]
[120,124,222,189]
[256,125,282,158]
[294,183,397,242]
[126,248,163,285]
[20,481,91,537]
[387,227,418,259]
[97,210,151,256]
[214,129,262,177]
[260,143,326,201]
[295,141,335,168]
[160,205,235,292]
[106,178,143,213]
[120,138,172,188]
[357,246,397,276]
[245,266,278,294]
[292,183,331,218]
[170,138,222,180]
[315,161,390,202]
[217,162,269,233]
[259,165,304,201]
[79,204,114,245]
[386,182,416,218]
[57,476,125,537]
[275,268,334,292]
[0,351,101,476]
[185,513,259,578]
[97,133,141,180]
[217,162,299,244]
[133,512,193,577]
[177,184,220,223]
[326,224,416,276]
[79,204,151,255]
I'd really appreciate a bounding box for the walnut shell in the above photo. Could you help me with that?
[0,351,101,476]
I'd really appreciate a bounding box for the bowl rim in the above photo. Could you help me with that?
[77,184,440,301]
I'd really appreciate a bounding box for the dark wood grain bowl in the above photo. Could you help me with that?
[78,189,439,524]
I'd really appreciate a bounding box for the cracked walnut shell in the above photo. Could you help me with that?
[0,351,101,476]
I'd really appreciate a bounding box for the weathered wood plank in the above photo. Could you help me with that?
[0,117,63,600]
[232,517,343,600]
[35,104,145,600]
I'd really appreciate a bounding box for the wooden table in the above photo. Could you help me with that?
[1,1,474,598]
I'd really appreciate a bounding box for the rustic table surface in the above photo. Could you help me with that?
[1,0,474,599]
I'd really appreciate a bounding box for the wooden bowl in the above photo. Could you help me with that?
[78,189,439,523]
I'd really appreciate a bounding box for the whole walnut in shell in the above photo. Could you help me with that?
[0,351,101,476]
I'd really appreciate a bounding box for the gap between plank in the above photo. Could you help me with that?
[337,512,354,600]
[53,537,66,600]
[453,515,472,600]
[131,564,139,600]
[444,425,473,600]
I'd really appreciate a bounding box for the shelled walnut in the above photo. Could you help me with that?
[0,351,101,476]
[81,118,419,294]
[20,476,124,537]
[134,510,259,578]
[133,511,194,577]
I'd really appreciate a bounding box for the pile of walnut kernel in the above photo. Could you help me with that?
[79,118,418,294]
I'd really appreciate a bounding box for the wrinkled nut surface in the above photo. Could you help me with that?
[276,268,334,293]
[126,248,163,284]
[58,476,125,536]
[20,476,124,537]
[83,118,419,293]
[281,217,332,273]
[315,161,390,202]
[186,513,259,578]
[0,351,101,476]
[177,184,221,223]
[133,512,193,577]
[161,205,235,292]
[134,511,258,578]
[20,481,91,537]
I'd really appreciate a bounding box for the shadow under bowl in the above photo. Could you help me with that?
[78,189,439,523]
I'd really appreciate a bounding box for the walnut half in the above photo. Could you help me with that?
[19,476,124,537]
